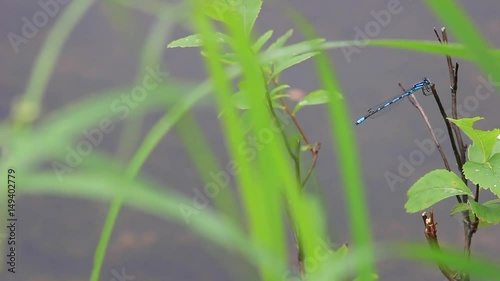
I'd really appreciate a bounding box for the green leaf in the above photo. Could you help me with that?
[450,203,470,216]
[273,51,319,76]
[270,84,290,97]
[448,117,500,162]
[261,37,325,64]
[478,220,491,228]
[231,91,251,109]
[200,51,237,64]
[353,273,379,281]
[405,170,473,213]
[267,29,293,51]
[271,94,290,100]
[288,134,302,147]
[468,143,484,163]
[301,144,312,151]
[333,244,348,260]
[252,30,273,51]
[167,32,229,48]
[469,200,500,224]
[203,0,262,35]
[238,110,253,134]
[239,0,262,34]
[292,89,330,115]
[463,153,500,197]
[484,199,500,205]
[271,101,284,109]
[218,90,252,118]
[203,0,231,22]
[422,0,500,96]
[492,135,500,155]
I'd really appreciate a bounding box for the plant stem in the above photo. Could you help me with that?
[271,77,320,189]
[399,83,451,171]
[429,84,464,204]
[422,210,456,281]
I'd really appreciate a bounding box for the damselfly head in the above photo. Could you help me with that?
[421,77,432,96]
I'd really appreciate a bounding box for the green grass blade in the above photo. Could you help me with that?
[90,78,219,280]
[261,40,500,69]
[192,8,279,281]
[115,4,183,161]
[423,0,499,85]
[4,83,190,170]
[19,171,289,276]
[175,113,241,225]
[191,3,299,279]
[20,0,97,115]
[290,11,374,280]
[394,242,500,278]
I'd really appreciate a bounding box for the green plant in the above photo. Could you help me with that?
[406,118,500,216]
[2,0,500,281]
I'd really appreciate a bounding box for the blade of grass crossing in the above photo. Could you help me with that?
[423,0,500,88]
[19,171,290,277]
[290,11,375,280]
[20,0,97,117]
[115,5,180,164]
[222,9,313,281]
[175,113,241,225]
[190,3,289,280]
[90,78,221,280]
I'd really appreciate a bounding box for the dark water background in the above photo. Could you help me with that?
[1,0,499,280]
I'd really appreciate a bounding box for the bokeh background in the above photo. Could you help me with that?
[1,0,499,280]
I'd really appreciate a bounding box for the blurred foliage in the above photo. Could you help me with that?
[1,0,500,280]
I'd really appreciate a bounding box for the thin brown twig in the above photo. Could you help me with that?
[452,62,459,97]
[293,137,302,184]
[267,101,298,162]
[442,28,455,88]
[464,217,479,260]
[280,96,312,148]
[271,77,320,188]
[449,62,467,167]
[262,75,300,178]
[265,73,320,276]
[439,28,476,262]
[464,184,480,259]
[301,142,320,187]
[399,83,451,171]
[429,84,463,203]
[441,28,468,183]
[432,27,477,280]
[433,27,443,43]
[279,95,321,185]
[430,81,474,274]
[452,62,467,164]
[298,243,304,277]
